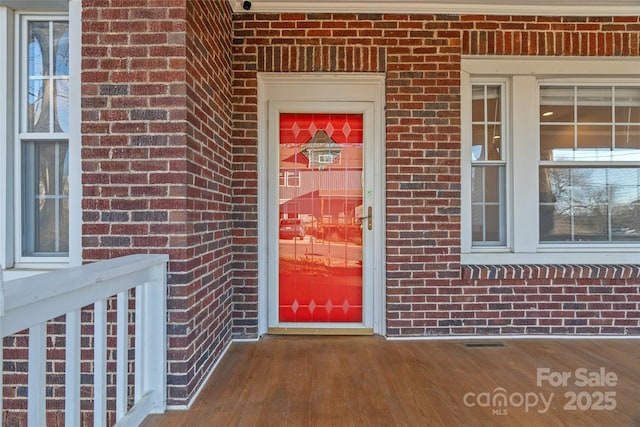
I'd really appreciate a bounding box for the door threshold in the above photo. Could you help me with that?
[268,327,374,336]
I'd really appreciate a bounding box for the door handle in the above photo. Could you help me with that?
[358,206,373,231]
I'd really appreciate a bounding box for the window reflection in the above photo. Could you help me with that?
[540,86,640,162]
[55,25,69,132]
[28,33,45,131]
[23,141,70,255]
[27,22,69,133]
[539,85,640,243]
[22,18,70,258]
[540,167,640,242]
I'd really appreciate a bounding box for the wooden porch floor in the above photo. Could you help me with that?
[142,336,640,426]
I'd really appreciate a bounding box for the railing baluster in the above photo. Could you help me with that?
[65,309,81,427]
[28,323,47,427]
[116,291,128,421]
[134,284,144,403]
[144,266,167,412]
[94,299,107,427]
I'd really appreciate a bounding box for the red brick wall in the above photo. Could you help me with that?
[231,13,640,337]
[81,0,234,408]
[181,0,234,402]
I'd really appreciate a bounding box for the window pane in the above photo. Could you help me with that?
[471,86,485,122]
[55,80,69,133]
[540,167,640,242]
[472,124,485,161]
[487,124,501,160]
[28,80,50,133]
[22,141,69,256]
[540,86,574,123]
[472,205,483,242]
[54,23,69,133]
[54,23,69,76]
[540,125,574,160]
[471,84,502,162]
[615,87,640,123]
[610,169,640,241]
[577,124,612,150]
[485,205,501,241]
[484,166,500,203]
[577,87,612,123]
[471,165,505,245]
[615,125,640,152]
[27,21,68,134]
[59,199,70,252]
[28,22,49,133]
[486,86,501,122]
[471,167,483,203]
[28,22,49,76]
[574,203,608,241]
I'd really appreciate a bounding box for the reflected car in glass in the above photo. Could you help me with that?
[279,218,305,240]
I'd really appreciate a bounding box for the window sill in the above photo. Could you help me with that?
[462,250,640,266]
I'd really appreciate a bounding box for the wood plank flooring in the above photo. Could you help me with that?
[142,336,640,427]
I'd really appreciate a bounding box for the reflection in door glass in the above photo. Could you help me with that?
[279,113,364,323]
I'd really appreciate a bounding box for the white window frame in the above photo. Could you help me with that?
[469,80,510,247]
[462,56,640,265]
[0,1,81,277]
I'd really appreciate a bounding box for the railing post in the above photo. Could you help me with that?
[136,263,167,413]
[148,262,167,412]
[65,309,81,427]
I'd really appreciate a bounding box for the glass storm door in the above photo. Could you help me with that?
[269,108,374,333]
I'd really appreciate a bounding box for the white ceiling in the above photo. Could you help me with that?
[228,0,640,16]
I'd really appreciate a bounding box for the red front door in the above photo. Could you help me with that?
[278,113,364,323]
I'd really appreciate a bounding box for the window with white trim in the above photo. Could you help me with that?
[1,4,79,272]
[471,83,506,245]
[462,58,640,265]
[539,85,640,243]
[21,16,70,258]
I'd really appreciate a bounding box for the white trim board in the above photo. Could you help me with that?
[228,0,640,16]
[257,73,387,337]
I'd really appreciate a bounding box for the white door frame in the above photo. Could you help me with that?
[257,73,386,336]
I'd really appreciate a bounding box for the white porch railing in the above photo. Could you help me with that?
[0,254,168,426]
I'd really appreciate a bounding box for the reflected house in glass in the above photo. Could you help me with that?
[279,118,363,242]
